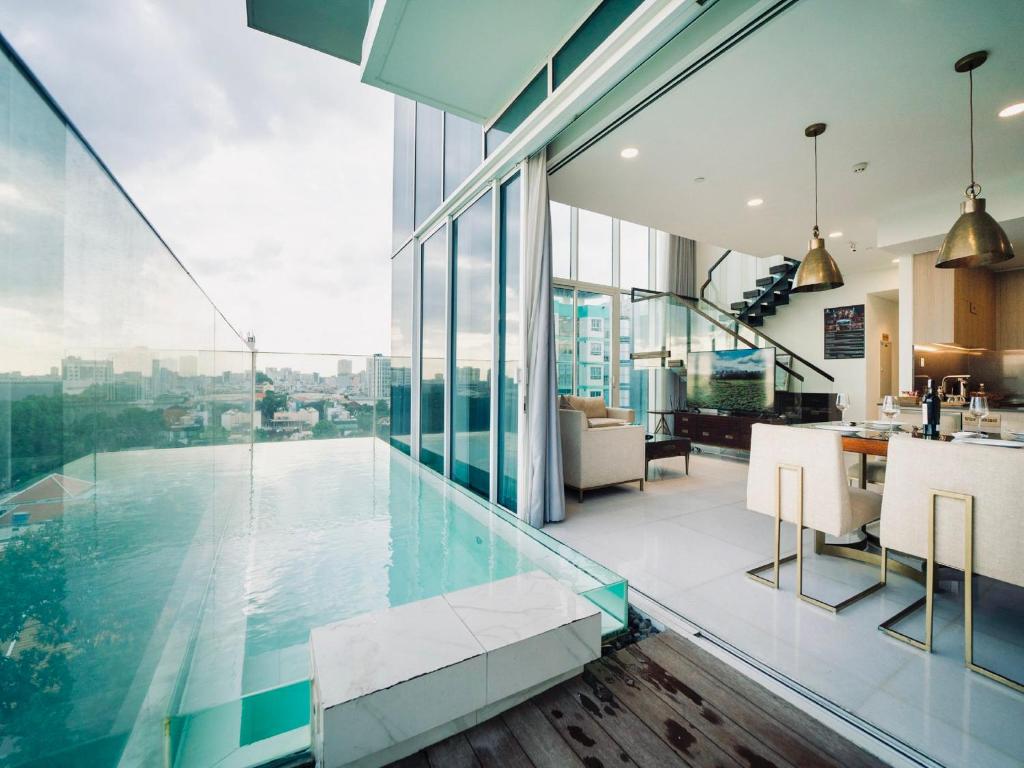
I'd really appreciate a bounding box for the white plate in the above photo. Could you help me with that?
[952,430,987,439]
[952,437,1024,448]
[864,421,901,430]
[815,424,864,433]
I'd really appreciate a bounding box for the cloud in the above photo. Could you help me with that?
[0,0,394,359]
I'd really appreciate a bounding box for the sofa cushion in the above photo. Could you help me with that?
[587,417,628,429]
[564,395,606,419]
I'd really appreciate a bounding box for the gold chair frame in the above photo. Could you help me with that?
[878,489,1023,694]
[746,463,886,613]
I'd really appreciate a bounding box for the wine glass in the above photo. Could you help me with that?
[881,395,900,434]
[836,393,850,425]
[969,395,989,438]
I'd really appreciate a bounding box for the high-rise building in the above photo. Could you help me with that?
[365,354,391,400]
[337,359,352,375]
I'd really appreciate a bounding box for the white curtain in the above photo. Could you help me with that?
[523,150,565,526]
[656,233,697,296]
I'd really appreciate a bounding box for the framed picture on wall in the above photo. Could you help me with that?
[824,304,865,359]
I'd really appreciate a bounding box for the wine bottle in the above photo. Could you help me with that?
[921,378,940,438]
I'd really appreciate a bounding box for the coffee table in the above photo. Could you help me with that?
[645,434,691,480]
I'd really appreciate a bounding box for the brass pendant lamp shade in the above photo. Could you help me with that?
[792,123,844,293]
[936,51,1015,269]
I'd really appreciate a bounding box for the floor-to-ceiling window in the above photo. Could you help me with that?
[451,191,493,498]
[554,286,575,397]
[577,210,613,285]
[420,225,447,473]
[576,290,613,401]
[390,242,413,453]
[498,175,521,510]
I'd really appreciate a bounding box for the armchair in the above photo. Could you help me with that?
[558,399,645,502]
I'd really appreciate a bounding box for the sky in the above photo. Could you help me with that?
[0,0,394,356]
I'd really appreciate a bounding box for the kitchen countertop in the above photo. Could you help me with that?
[878,402,1024,413]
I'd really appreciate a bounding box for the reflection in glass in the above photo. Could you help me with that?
[443,112,482,199]
[551,202,571,279]
[577,210,613,285]
[414,103,443,228]
[392,97,415,251]
[498,176,520,511]
[420,227,447,472]
[577,291,612,402]
[554,287,575,396]
[390,244,413,454]
[451,192,493,498]
[619,220,649,290]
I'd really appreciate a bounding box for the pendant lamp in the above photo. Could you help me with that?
[935,51,1015,269]
[792,123,844,292]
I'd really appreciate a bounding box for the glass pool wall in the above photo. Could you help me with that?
[0,43,626,767]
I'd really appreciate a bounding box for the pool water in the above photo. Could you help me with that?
[0,438,624,768]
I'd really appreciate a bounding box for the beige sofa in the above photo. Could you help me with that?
[558,396,645,502]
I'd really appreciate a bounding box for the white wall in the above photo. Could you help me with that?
[756,267,900,421]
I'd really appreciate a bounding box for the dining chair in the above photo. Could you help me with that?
[878,436,1024,692]
[746,424,886,612]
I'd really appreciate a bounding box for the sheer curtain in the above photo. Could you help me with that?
[522,150,565,526]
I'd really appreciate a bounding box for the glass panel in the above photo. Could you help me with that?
[451,192,493,498]
[420,226,447,473]
[577,209,613,285]
[392,96,415,251]
[485,68,547,157]
[443,112,482,199]
[576,291,612,401]
[618,299,633,408]
[552,0,645,89]
[390,244,413,454]
[414,102,443,228]
[551,201,571,279]
[619,220,649,290]
[554,287,575,396]
[498,175,521,511]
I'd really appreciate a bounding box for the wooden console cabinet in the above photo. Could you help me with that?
[673,412,783,451]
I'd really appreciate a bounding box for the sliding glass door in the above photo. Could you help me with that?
[497,175,521,510]
[554,287,575,397]
[451,191,493,498]
[419,225,447,473]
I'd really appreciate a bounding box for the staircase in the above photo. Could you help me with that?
[727,257,801,327]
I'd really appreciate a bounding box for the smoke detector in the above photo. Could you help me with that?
[852,162,869,174]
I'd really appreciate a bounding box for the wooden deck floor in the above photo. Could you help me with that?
[389,630,887,768]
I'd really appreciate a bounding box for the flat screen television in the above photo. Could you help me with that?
[686,348,775,413]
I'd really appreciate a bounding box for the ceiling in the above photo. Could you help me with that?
[549,0,1024,274]
[246,0,370,64]
[361,0,596,122]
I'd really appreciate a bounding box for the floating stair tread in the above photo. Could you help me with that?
[729,301,748,311]
[755,276,776,286]
[742,289,761,299]
[769,263,793,275]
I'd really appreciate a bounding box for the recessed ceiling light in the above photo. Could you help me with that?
[828,231,843,238]
[998,102,1024,118]
[620,147,639,159]
[746,198,764,207]
[892,258,900,264]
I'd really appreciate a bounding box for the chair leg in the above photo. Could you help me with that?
[578,488,584,504]
[748,463,885,613]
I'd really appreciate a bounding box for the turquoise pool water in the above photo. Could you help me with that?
[0,438,625,768]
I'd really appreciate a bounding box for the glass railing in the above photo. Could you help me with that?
[630,290,834,428]
[1,34,626,768]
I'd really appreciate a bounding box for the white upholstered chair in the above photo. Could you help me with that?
[879,436,1024,692]
[746,424,885,612]
[559,403,644,503]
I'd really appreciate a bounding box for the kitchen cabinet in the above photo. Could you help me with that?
[913,251,995,348]
[995,269,1024,350]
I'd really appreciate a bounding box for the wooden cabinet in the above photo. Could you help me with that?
[674,412,783,451]
[996,269,1024,350]
[913,251,995,348]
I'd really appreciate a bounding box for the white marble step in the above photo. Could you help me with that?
[310,570,601,768]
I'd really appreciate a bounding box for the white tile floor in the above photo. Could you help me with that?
[544,452,1024,768]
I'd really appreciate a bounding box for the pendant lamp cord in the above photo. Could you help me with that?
[967,69,980,198]
[813,134,819,236]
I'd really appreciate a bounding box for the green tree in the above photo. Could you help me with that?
[258,390,288,423]
[255,371,272,385]
[312,420,340,439]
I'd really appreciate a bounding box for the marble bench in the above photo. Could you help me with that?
[310,570,602,768]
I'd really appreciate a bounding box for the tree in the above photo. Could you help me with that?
[255,371,272,385]
[312,420,340,439]
[258,390,288,422]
